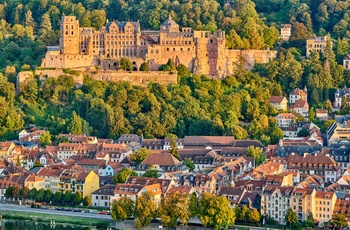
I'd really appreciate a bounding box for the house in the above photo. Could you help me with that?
[59,169,100,197]
[269,96,288,111]
[217,187,247,208]
[111,183,162,206]
[117,134,142,145]
[281,127,298,138]
[276,113,297,127]
[316,109,328,120]
[57,134,98,144]
[343,54,350,70]
[183,136,235,149]
[297,175,324,190]
[137,152,187,175]
[280,24,291,41]
[24,174,45,190]
[261,185,294,224]
[313,191,337,227]
[167,185,196,197]
[327,116,350,145]
[306,35,329,57]
[290,100,309,117]
[334,88,350,109]
[0,142,15,158]
[333,198,350,226]
[286,153,341,183]
[91,184,116,208]
[37,167,65,192]
[289,88,308,104]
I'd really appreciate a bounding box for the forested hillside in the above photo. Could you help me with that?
[0,0,349,142]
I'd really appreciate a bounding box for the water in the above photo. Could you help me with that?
[0,219,94,230]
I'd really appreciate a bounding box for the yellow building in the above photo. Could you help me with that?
[24,174,45,190]
[0,142,15,157]
[306,35,329,57]
[290,188,336,227]
[313,191,337,227]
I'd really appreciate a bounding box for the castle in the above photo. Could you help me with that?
[41,16,277,77]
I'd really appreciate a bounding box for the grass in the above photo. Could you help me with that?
[1,210,111,229]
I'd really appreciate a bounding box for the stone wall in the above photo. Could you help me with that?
[35,69,84,87]
[87,70,177,86]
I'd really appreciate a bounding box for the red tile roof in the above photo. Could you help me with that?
[270,96,286,103]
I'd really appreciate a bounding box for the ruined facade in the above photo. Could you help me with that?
[41,16,277,77]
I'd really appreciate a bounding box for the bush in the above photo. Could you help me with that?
[62,68,79,76]
[140,61,149,71]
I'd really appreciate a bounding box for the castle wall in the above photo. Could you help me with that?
[35,69,84,87]
[41,51,98,69]
[87,71,177,86]
[147,44,196,71]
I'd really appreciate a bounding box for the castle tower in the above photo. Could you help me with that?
[60,16,80,55]
[160,15,179,33]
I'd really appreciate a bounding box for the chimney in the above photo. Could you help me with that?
[303,153,308,157]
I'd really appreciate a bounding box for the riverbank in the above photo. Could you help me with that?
[0,210,112,229]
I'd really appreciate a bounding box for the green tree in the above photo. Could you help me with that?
[73,191,82,206]
[4,186,13,199]
[33,161,43,168]
[28,188,38,201]
[188,194,199,218]
[166,58,175,70]
[119,57,133,71]
[67,111,83,134]
[130,148,150,165]
[158,192,191,227]
[113,168,138,184]
[249,208,260,225]
[305,212,314,228]
[331,213,348,229]
[111,196,135,222]
[198,193,235,229]
[143,165,160,178]
[64,190,73,205]
[240,205,250,222]
[90,10,106,29]
[169,138,180,160]
[36,188,45,202]
[39,131,52,147]
[140,62,149,71]
[83,196,92,207]
[286,208,297,230]
[21,186,30,200]
[176,64,190,76]
[134,192,157,229]
[183,158,195,172]
[43,189,53,203]
[246,146,266,166]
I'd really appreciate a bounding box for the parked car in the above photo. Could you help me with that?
[63,208,73,212]
[98,211,107,215]
[73,209,82,212]
[90,210,98,214]
[56,207,63,211]
[84,210,91,213]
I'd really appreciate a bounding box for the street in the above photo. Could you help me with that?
[0,204,113,220]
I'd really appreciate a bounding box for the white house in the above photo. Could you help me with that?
[277,113,297,127]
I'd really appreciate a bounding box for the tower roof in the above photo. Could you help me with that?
[161,15,178,26]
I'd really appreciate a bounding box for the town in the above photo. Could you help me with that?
[2,0,350,229]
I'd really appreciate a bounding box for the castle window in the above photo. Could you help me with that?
[71,25,74,30]
[66,31,68,35]
[167,48,169,51]
[180,48,183,51]
[173,48,175,51]
[66,25,68,30]
[71,31,74,35]
[188,48,190,51]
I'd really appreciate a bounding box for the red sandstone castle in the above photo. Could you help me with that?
[41,15,276,77]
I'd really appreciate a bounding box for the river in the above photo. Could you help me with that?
[0,219,95,230]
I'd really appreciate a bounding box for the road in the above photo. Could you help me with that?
[0,204,113,221]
